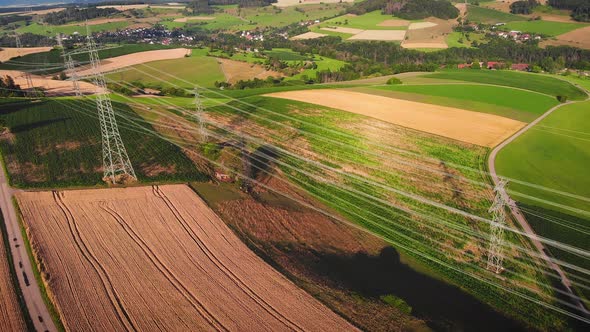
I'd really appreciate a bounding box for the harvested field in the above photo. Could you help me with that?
[321,26,364,34]
[265,89,526,147]
[0,70,99,96]
[75,48,191,76]
[17,185,355,331]
[0,47,52,62]
[408,22,438,30]
[541,26,590,49]
[401,42,448,49]
[348,30,406,41]
[0,217,26,331]
[291,32,327,40]
[378,19,410,27]
[403,18,452,48]
[173,16,216,23]
[217,58,282,83]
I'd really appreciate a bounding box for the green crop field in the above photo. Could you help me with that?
[426,70,587,100]
[359,84,558,122]
[16,21,131,36]
[319,10,411,30]
[161,13,256,31]
[503,20,588,36]
[467,5,525,24]
[495,100,590,302]
[0,44,175,74]
[106,48,225,88]
[0,98,204,188]
[446,31,487,48]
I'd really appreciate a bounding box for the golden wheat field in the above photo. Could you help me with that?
[17,184,355,331]
[0,224,26,331]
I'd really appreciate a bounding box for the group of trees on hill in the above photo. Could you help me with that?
[510,0,539,14]
[185,0,276,14]
[43,7,119,25]
[547,0,590,21]
[346,0,459,20]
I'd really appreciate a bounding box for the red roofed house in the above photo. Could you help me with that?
[511,63,529,71]
[457,63,472,69]
[486,61,504,70]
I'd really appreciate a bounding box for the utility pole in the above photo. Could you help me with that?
[193,87,207,142]
[87,26,136,184]
[14,33,37,98]
[487,179,508,274]
[56,34,82,96]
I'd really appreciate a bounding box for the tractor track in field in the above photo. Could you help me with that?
[98,202,227,332]
[52,191,137,332]
[151,185,306,332]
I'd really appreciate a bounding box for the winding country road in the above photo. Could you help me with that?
[0,168,57,332]
[488,86,590,316]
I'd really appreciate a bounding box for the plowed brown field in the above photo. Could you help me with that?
[265,89,526,147]
[0,220,26,331]
[17,185,355,331]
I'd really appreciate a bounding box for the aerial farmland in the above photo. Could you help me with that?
[0,0,589,331]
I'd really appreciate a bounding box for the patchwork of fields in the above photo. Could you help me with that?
[17,185,355,331]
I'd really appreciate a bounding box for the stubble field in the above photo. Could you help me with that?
[0,216,26,331]
[17,184,355,331]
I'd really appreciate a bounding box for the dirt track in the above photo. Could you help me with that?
[0,220,26,332]
[265,89,526,147]
[75,48,191,77]
[0,47,52,62]
[17,185,356,331]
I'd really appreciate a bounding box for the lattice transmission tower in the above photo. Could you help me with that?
[487,179,508,274]
[56,34,82,96]
[87,28,136,184]
[14,33,38,98]
[193,87,207,142]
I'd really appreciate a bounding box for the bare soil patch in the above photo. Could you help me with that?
[0,47,52,62]
[291,31,327,40]
[17,185,356,331]
[541,26,590,49]
[348,30,406,41]
[75,48,191,76]
[217,58,282,84]
[265,89,526,147]
[408,22,438,30]
[0,222,26,331]
[321,26,364,34]
[173,16,215,22]
[403,18,453,48]
[378,19,410,27]
[0,70,99,96]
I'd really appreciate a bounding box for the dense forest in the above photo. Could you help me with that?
[510,0,539,14]
[346,0,458,20]
[547,0,590,21]
[43,7,120,25]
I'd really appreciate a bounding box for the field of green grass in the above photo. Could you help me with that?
[16,21,131,36]
[240,3,347,28]
[495,100,590,302]
[446,31,487,48]
[0,98,205,188]
[359,84,558,122]
[467,5,524,24]
[319,10,411,30]
[426,70,587,100]
[502,20,588,36]
[106,48,225,88]
[161,13,256,31]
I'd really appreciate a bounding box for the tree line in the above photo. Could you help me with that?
[510,0,539,15]
[346,0,459,20]
[43,7,120,25]
[547,0,590,21]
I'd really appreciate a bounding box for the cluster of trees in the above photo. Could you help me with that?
[44,7,120,25]
[0,75,25,97]
[0,33,55,47]
[216,76,285,89]
[548,0,590,21]
[0,14,31,26]
[185,0,277,14]
[185,0,215,15]
[509,0,539,14]
[346,0,458,20]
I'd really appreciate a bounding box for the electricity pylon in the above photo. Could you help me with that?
[487,179,508,274]
[14,33,37,98]
[87,27,136,184]
[56,34,82,96]
[193,87,207,142]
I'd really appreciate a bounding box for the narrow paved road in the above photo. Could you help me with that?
[0,169,57,332]
[488,94,589,316]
